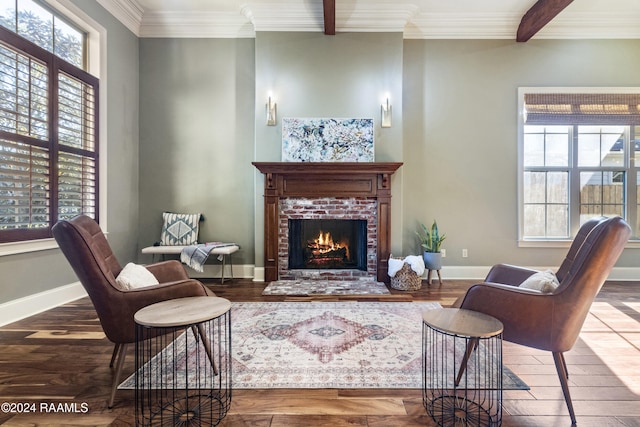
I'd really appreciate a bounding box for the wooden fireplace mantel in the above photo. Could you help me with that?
[253,162,403,283]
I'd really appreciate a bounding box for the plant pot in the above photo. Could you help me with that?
[423,251,442,270]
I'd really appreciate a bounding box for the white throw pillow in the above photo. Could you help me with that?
[115,263,159,290]
[518,269,559,293]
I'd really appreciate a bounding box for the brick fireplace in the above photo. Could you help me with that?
[253,162,402,283]
[280,198,376,280]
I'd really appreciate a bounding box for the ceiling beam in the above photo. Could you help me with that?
[517,0,573,42]
[323,0,335,35]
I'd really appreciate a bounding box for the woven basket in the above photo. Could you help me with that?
[389,262,423,291]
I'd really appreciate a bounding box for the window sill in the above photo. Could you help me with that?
[0,239,59,257]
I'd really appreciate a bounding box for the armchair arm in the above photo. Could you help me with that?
[459,282,559,351]
[485,263,539,286]
[125,278,214,303]
[145,260,190,282]
[104,279,214,344]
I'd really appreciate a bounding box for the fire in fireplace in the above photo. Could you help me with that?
[288,219,367,270]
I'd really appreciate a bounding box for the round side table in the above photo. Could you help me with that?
[134,296,232,426]
[422,308,503,427]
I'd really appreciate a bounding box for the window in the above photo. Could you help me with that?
[519,88,640,242]
[0,0,98,243]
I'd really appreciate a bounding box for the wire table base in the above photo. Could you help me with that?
[134,297,232,427]
[422,308,503,427]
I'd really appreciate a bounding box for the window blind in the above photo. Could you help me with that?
[524,93,640,125]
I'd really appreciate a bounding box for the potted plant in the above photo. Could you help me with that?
[416,220,446,270]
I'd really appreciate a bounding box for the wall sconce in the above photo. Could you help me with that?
[381,98,391,128]
[266,96,277,126]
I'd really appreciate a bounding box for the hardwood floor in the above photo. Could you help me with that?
[1,279,639,426]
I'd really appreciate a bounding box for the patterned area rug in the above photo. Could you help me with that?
[120,302,528,390]
[262,280,391,295]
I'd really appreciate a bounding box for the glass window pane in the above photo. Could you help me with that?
[578,126,625,167]
[0,0,17,31]
[580,205,602,226]
[523,170,569,238]
[601,129,625,167]
[53,17,83,68]
[546,134,569,166]
[602,205,623,217]
[524,126,569,167]
[580,171,603,204]
[578,134,601,167]
[523,204,545,237]
[546,205,569,238]
[547,172,568,203]
[17,0,53,52]
[5,0,85,71]
[523,172,546,203]
[580,171,624,222]
[523,133,544,167]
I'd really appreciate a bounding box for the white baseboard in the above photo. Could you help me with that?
[253,267,265,282]
[0,282,87,327]
[187,264,255,281]
[434,266,491,280]
[604,267,640,281]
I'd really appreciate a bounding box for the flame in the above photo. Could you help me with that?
[309,230,350,259]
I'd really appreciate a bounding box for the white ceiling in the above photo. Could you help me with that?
[96,0,640,39]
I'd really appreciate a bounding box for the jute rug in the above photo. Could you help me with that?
[262,279,391,295]
[120,302,528,390]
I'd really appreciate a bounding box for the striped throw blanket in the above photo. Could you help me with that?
[180,243,236,272]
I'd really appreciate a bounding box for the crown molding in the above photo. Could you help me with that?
[140,11,255,38]
[405,13,519,39]
[240,2,323,32]
[96,1,640,40]
[405,11,640,40]
[337,3,419,33]
[96,0,143,36]
[534,13,640,39]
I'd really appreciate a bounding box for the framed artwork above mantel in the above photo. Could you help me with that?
[282,117,374,162]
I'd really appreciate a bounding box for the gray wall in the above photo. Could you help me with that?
[0,1,140,304]
[402,39,640,268]
[137,38,255,264]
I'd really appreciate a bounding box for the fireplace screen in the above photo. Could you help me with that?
[288,219,367,270]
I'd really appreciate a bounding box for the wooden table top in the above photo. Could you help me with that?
[422,308,503,338]
[134,296,231,328]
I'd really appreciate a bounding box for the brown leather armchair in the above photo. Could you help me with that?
[455,216,631,425]
[52,215,215,408]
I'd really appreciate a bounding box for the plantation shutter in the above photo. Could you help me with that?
[0,42,51,239]
[0,26,98,243]
[57,70,97,220]
[0,140,50,232]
